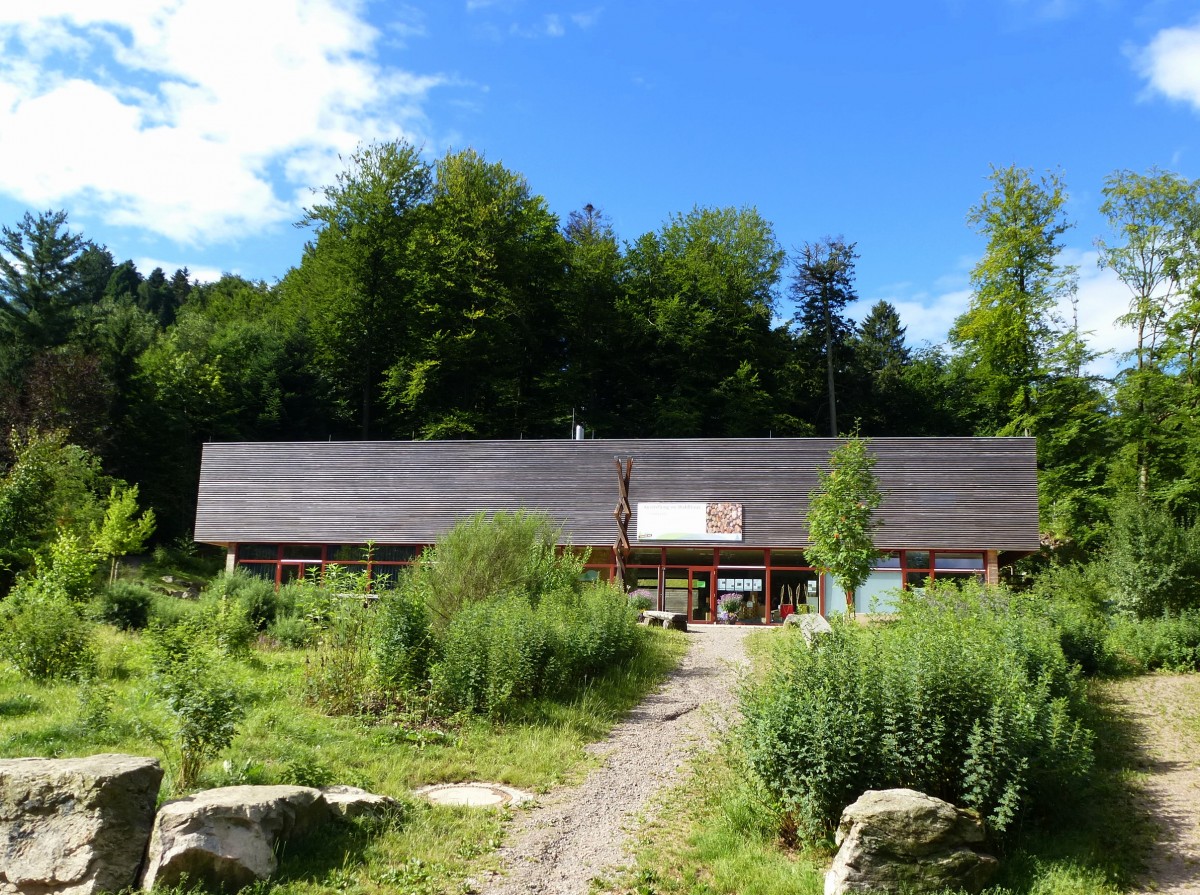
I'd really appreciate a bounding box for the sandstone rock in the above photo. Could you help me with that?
[0,753,163,895]
[140,785,327,892]
[825,788,999,895]
[784,611,833,644]
[320,785,400,822]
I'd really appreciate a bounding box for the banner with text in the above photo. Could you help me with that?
[636,501,743,542]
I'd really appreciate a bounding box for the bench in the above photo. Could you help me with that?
[641,610,688,632]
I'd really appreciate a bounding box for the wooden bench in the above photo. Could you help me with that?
[641,610,687,631]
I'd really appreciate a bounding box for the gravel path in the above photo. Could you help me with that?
[1110,674,1200,895]
[478,625,753,895]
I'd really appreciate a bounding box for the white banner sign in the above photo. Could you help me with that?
[636,501,743,542]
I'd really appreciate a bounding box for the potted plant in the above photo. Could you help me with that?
[718,594,744,624]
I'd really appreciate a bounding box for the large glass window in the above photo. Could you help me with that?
[934,552,985,570]
[237,543,278,561]
[328,544,367,562]
[771,569,818,620]
[373,545,418,563]
[771,549,808,567]
[718,548,765,567]
[283,544,322,561]
[664,547,713,565]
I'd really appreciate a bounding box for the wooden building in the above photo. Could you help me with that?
[194,437,1039,621]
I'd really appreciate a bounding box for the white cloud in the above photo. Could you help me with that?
[0,2,444,245]
[134,257,223,285]
[1136,19,1200,111]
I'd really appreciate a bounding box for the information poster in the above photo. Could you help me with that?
[636,501,743,542]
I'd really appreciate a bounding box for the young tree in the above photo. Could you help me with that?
[0,210,90,351]
[792,238,858,435]
[92,484,156,583]
[804,433,883,616]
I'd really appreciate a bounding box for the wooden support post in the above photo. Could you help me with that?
[613,457,633,590]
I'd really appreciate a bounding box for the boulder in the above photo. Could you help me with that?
[0,754,163,895]
[784,611,833,644]
[825,789,999,895]
[319,785,400,822]
[139,785,327,892]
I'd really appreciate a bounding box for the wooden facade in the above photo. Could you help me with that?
[194,437,1039,620]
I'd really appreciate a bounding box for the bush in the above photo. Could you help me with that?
[1032,563,1114,675]
[266,615,317,648]
[1106,496,1200,618]
[146,621,245,789]
[375,586,436,694]
[202,568,280,630]
[1106,610,1200,672]
[0,593,96,680]
[740,581,1093,840]
[91,582,155,630]
[303,604,378,715]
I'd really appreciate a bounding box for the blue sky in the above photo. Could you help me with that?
[1,1,1199,364]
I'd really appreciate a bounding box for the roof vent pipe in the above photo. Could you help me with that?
[574,424,585,440]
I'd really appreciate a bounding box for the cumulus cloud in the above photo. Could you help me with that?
[1136,19,1200,111]
[0,2,444,245]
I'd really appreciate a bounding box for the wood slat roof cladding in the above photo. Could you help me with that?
[194,437,1039,551]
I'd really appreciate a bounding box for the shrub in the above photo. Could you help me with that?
[1106,610,1200,672]
[1032,563,1114,675]
[146,621,245,790]
[266,615,317,648]
[202,568,280,630]
[1106,496,1200,618]
[375,586,436,694]
[91,582,155,630]
[303,604,378,715]
[0,593,96,680]
[741,581,1093,840]
[411,511,584,632]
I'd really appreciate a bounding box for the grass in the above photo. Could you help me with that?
[603,629,1156,895]
[0,621,687,895]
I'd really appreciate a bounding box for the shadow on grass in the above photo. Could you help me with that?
[270,815,394,888]
[0,694,41,718]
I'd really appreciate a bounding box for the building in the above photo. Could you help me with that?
[194,437,1039,622]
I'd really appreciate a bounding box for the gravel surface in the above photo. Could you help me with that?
[1110,674,1200,895]
[478,625,753,895]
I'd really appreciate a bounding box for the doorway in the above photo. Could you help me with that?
[664,566,715,623]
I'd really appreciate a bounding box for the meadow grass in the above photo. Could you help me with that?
[0,622,687,895]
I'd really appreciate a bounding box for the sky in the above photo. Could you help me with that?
[1,1,1199,371]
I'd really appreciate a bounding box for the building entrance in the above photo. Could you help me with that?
[664,566,715,623]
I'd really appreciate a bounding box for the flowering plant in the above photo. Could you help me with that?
[718,593,744,622]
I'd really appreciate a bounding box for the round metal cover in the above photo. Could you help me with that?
[414,782,533,808]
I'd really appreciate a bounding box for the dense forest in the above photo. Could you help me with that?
[1,143,1198,591]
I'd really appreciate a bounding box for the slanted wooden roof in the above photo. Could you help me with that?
[194,437,1039,551]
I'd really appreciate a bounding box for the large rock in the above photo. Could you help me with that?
[319,785,400,822]
[784,611,832,644]
[139,785,327,892]
[825,789,999,895]
[0,754,163,895]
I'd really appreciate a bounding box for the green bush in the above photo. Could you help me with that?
[303,604,378,715]
[1106,496,1200,618]
[266,615,317,648]
[148,592,203,628]
[1106,610,1200,672]
[91,582,156,630]
[741,581,1093,840]
[430,583,640,717]
[1032,563,1114,675]
[202,568,280,630]
[375,586,436,694]
[0,593,96,680]
[146,621,245,789]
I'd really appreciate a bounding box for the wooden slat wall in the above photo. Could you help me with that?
[194,437,1040,551]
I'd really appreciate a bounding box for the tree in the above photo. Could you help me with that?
[92,484,155,583]
[792,238,858,435]
[950,166,1076,431]
[804,433,883,616]
[850,300,912,434]
[1097,168,1200,498]
[290,140,433,437]
[0,210,90,352]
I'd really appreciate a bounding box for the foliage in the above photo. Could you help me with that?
[429,583,640,717]
[792,237,859,435]
[1106,495,1200,617]
[31,527,102,603]
[374,586,436,695]
[804,433,883,612]
[0,592,96,680]
[202,567,281,631]
[1031,562,1115,675]
[91,581,155,630]
[408,510,583,633]
[146,620,245,789]
[91,484,155,582]
[741,581,1093,840]
[1107,610,1200,672]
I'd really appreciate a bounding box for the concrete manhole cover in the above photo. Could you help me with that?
[414,782,533,808]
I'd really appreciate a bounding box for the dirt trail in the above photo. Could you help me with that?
[477,625,752,895]
[1110,674,1200,895]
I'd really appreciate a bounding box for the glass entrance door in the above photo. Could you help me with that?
[665,567,715,623]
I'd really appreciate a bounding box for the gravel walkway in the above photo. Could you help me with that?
[478,625,753,895]
[1110,674,1200,895]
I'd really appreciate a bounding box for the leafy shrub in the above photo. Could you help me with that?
[1106,496,1200,618]
[148,592,203,628]
[146,621,245,790]
[628,590,654,612]
[266,615,317,648]
[303,604,378,715]
[741,581,1093,840]
[202,568,280,630]
[1032,563,1113,675]
[37,529,102,603]
[0,593,96,680]
[375,586,436,694]
[1106,610,1200,672]
[411,511,584,632]
[430,583,640,717]
[91,582,155,630]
